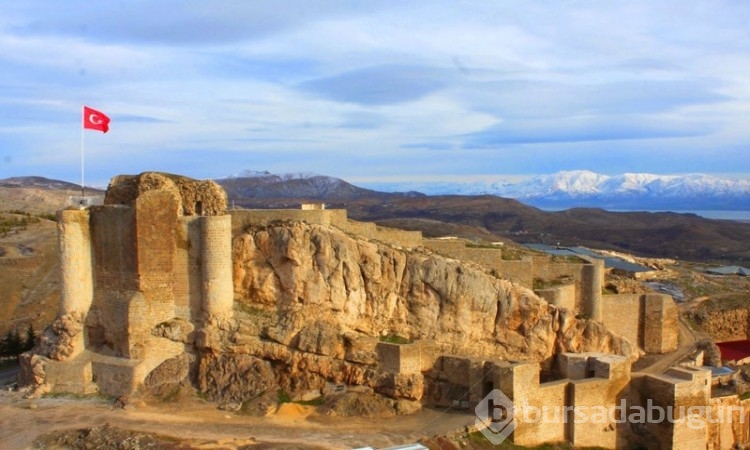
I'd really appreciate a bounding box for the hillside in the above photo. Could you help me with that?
[2,171,749,340]
[0,178,90,338]
[217,174,750,264]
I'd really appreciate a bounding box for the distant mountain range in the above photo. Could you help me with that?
[3,172,750,261]
[219,170,424,203]
[215,170,750,262]
[0,176,86,191]
[355,170,750,211]
[4,170,749,211]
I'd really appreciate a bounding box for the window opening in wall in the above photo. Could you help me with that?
[484,381,494,398]
[196,201,203,216]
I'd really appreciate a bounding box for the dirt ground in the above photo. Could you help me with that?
[0,388,476,449]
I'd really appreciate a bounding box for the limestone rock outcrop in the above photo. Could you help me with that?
[231,221,639,376]
[689,306,750,342]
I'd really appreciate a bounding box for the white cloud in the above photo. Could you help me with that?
[1,0,749,182]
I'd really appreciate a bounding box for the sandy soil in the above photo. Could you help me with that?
[0,389,475,449]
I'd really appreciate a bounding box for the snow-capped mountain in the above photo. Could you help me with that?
[356,170,750,210]
[227,170,321,181]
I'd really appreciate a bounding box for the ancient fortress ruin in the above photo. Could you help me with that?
[20,172,749,449]
[24,173,233,396]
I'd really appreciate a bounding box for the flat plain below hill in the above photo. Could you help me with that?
[0,389,478,449]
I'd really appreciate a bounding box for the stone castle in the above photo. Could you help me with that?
[23,173,234,395]
[20,172,749,449]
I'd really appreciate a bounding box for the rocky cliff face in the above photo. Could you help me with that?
[207,221,639,406]
[689,306,749,342]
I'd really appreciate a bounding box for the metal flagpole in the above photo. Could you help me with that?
[81,105,85,198]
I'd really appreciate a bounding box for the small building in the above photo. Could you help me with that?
[706,265,750,276]
[301,203,326,210]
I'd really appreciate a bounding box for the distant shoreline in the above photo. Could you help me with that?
[539,209,750,222]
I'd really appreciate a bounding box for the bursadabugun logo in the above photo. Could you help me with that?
[475,389,516,445]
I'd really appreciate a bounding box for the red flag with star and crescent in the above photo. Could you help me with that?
[83,106,110,133]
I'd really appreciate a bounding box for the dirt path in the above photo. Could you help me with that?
[0,391,475,449]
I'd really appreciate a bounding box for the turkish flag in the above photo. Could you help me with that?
[83,106,110,133]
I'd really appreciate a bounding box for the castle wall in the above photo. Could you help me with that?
[672,367,711,450]
[708,395,750,449]
[89,206,138,357]
[601,294,643,348]
[569,379,619,448]
[568,356,631,449]
[173,217,203,321]
[376,342,422,374]
[90,206,138,293]
[643,294,679,353]
[640,367,711,450]
[421,239,466,255]
[601,293,678,354]
[438,356,472,387]
[515,380,568,446]
[422,240,534,285]
[559,353,589,380]
[365,225,422,248]
[495,361,567,446]
[536,284,576,311]
[89,193,187,361]
[339,219,377,238]
[422,239,496,270]
[201,215,234,318]
[231,209,422,248]
[133,191,178,348]
[230,209,339,235]
[42,357,97,395]
[532,257,596,316]
[491,260,534,286]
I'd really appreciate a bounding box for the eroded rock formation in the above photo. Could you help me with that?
[206,220,639,404]
[232,221,638,360]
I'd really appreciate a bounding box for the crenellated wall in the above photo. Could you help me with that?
[471,353,632,449]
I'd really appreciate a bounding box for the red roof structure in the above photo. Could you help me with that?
[716,340,750,364]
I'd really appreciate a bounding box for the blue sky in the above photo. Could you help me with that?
[1,1,749,186]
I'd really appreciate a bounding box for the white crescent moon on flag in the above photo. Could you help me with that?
[89,114,103,125]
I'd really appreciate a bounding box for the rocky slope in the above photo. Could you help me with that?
[207,220,639,406]
[687,295,750,342]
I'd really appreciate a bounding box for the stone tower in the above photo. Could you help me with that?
[24,172,233,397]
